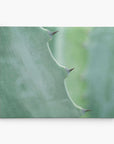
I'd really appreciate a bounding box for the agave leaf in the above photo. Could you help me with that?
[0,27,83,118]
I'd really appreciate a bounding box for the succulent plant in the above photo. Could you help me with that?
[0,27,85,118]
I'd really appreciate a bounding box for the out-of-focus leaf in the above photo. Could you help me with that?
[86,28,114,117]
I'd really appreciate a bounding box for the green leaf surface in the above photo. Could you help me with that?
[86,28,114,117]
[54,27,90,109]
[0,27,83,118]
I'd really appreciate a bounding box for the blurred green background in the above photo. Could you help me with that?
[47,27,114,118]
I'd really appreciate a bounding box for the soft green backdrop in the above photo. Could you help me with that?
[48,27,114,118]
